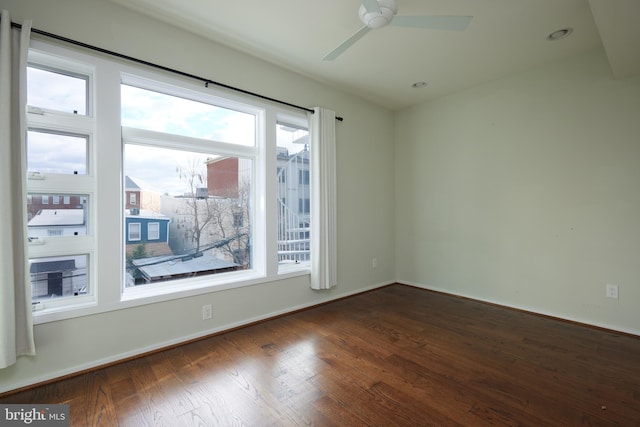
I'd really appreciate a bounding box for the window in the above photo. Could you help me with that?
[276,120,310,269]
[122,120,255,287]
[27,194,88,239]
[26,46,95,313]
[298,198,310,214]
[27,130,88,175]
[233,212,244,228]
[299,170,310,185]
[26,40,314,321]
[27,65,88,115]
[148,222,160,240]
[121,84,255,146]
[128,223,141,241]
[30,255,88,300]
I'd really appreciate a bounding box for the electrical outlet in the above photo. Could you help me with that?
[605,284,619,299]
[202,304,212,320]
[372,258,378,269]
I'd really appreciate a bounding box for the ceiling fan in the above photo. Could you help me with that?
[323,0,472,61]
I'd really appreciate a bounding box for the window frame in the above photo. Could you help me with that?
[26,43,98,316]
[147,222,160,241]
[27,39,312,324]
[128,223,141,242]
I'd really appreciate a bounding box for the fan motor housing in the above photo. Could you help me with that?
[359,0,398,29]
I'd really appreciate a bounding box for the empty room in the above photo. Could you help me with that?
[1,0,639,425]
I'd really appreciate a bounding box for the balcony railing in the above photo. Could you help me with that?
[276,149,310,263]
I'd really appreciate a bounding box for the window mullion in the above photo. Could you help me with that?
[121,127,257,159]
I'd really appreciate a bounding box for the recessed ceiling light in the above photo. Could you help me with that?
[547,28,573,41]
[411,82,427,89]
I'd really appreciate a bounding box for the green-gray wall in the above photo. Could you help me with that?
[0,0,395,393]
[2,0,638,395]
[396,49,640,335]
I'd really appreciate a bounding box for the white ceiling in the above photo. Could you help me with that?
[110,0,640,110]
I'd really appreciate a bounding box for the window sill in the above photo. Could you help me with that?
[32,269,311,325]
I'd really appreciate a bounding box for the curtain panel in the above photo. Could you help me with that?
[0,10,35,368]
[309,107,338,290]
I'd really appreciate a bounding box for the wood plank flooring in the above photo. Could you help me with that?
[2,284,639,426]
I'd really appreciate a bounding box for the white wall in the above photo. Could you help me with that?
[0,0,395,392]
[396,49,640,335]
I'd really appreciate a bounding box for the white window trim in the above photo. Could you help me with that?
[147,222,160,241]
[128,223,141,241]
[28,39,313,325]
[27,40,98,317]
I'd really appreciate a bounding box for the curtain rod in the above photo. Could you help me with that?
[11,22,344,122]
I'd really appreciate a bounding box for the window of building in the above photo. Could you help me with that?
[147,222,160,240]
[26,46,95,313]
[27,193,89,239]
[122,128,255,287]
[26,40,314,322]
[299,170,310,185]
[128,223,141,241]
[298,198,310,214]
[276,119,310,270]
[121,84,255,146]
[27,65,88,115]
[233,212,244,228]
[27,130,88,175]
[30,255,88,301]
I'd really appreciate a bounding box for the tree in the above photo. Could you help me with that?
[208,181,251,266]
[176,158,251,268]
[177,158,214,254]
[126,242,148,282]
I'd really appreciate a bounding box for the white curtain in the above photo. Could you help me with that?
[309,107,338,290]
[0,10,35,368]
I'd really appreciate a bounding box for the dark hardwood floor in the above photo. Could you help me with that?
[2,284,639,426]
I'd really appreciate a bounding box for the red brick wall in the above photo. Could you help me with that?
[207,158,238,198]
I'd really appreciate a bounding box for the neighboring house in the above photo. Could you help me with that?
[205,157,253,198]
[276,147,310,263]
[27,194,85,221]
[206,157,240,198]
[27,206,89,299]
[27,208,86,239]
[125,176,163,212]
[30,255,87,299]
[131,252,239,284]
[160,194,250,264]
[125,209,173,258]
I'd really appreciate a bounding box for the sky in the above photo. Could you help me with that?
[26,65,308,196]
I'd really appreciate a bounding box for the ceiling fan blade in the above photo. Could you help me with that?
[323,26,371,61]
[391,15,472,31]
[361,0,381,14]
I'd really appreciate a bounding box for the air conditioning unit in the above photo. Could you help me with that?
[196,188,208,199]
